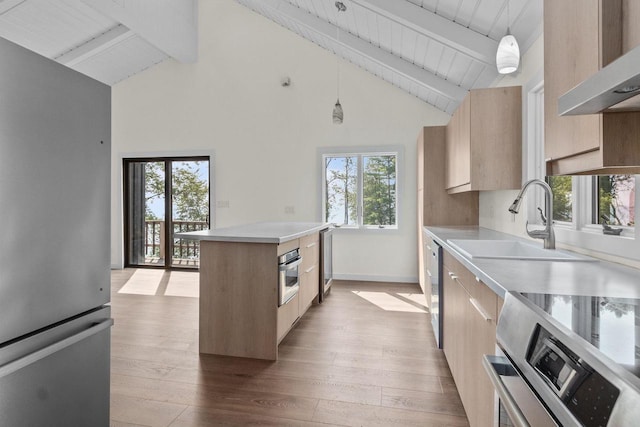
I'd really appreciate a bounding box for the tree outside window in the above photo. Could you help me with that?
[323,152,397,228]
[596,175,635,226]
[547,175,572,222]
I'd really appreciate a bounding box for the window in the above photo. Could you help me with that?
[547,175,573,222]
[593,175,635,226]
[322,150,398,229]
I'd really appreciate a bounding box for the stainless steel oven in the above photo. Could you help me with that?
[278,248,302,306]
[484,291,640,427]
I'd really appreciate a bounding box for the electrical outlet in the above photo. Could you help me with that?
[216,200,230,208]
[285,206,295,214]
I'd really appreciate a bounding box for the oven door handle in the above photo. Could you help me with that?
[279,257,302,271]
[482,355,530,427]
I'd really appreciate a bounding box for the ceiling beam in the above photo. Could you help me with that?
[55,25,135,67]
[81,0,197,63]
[265,0,468,104]
[0,0,25,15]
[349,0,498,66]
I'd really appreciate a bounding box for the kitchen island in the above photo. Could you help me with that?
[179,222,328,360]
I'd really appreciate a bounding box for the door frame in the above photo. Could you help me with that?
[122,153,213,270]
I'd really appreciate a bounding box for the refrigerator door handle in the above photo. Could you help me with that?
[0,318,113,378]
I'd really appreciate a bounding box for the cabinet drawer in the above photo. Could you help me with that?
[277,293,299,343]
[299,263,319,314]
[300,233,319,271]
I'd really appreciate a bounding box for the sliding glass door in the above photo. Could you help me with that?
[124,157,210,269]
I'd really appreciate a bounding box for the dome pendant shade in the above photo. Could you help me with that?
[332,99,343,124]
[496,33,520,74]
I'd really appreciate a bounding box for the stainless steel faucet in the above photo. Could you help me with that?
[508,179,556,249]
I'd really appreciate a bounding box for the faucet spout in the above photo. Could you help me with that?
[509,179,555,249]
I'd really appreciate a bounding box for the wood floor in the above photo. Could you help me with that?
[110,269,468,427]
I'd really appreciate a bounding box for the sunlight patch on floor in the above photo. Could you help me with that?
[397,292,429,309]
[118,269,163,295]
[165,272,199,298]
[351,290,427,313]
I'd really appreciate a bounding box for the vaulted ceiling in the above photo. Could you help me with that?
[236,0,543,114]
[0,0,542,114]
[0,0,197,85]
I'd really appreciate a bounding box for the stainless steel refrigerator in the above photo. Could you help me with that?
[0,37,112,426]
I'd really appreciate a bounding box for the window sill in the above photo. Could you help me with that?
[333,225,400,234]
[554,225,638,262]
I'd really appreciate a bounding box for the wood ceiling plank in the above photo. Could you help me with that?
[349,0,498,65]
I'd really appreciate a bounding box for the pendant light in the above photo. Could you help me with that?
[496,0,520,74]
[332,1,346,124]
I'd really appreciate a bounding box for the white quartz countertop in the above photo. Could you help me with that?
[177,222,330,244]
[425,226,640,299]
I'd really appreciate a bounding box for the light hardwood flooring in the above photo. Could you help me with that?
[110,269,468,427]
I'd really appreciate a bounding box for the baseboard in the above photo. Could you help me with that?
[333,273,418,284]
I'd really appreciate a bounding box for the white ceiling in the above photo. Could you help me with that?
[0,0,542,114]
[236,0,543,114]
[0,0,197,86]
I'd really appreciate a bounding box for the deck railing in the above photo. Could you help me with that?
[145,220,208,262]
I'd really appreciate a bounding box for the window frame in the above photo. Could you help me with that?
[319,146,403,231]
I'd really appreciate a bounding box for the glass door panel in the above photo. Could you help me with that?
[125,161,166,267]
[170,160,209,268]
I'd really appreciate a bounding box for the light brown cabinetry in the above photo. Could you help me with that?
[442,250,502,427]
[277,292,299,343]
[200,240,280,360]
[298,233,320,315]
[445,86,522,194]
[200,233,320,361]
[544,0,640,175]
[416,127,478,294]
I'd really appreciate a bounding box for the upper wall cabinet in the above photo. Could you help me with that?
[545,0,640,175]
[445,86,522,194]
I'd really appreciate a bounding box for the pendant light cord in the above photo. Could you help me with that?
[336,13,340,100]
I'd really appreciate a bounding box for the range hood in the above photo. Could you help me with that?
[558,44,640,116]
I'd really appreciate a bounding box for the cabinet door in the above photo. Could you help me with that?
[277,293,299,343]
[445,101,471,190]
[467,282,499,427]
[299,264,319,314]
[456,94,471,188]
[544,0,602,162]
[445,114,455,189]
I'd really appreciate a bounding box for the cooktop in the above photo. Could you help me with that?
[521,292,640,380]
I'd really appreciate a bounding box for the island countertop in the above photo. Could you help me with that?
[177,221,330,244]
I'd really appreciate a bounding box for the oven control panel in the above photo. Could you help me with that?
[527,325,620,426]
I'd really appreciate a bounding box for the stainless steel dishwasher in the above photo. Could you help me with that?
[429,241,443,349]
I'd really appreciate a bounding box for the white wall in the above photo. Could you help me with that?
[110,0,450,281]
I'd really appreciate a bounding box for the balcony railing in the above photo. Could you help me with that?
[145,220,208,267]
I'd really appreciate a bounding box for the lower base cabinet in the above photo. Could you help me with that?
[443,251,502,427]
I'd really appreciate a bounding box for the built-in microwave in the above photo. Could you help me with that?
[278,248,301,306]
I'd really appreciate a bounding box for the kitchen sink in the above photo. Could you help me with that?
[447,239,597,262]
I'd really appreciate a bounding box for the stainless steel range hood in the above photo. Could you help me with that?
[558,44,640,116]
